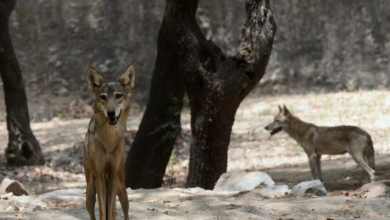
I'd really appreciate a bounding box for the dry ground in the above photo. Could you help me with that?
[1,90,390,192]
[1,188,390,220]
[1,90,390,219]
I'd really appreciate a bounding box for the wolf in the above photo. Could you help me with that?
[265,105,376,182]
[84,65,135,220]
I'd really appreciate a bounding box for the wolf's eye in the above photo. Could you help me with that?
[99,94,107,101]
[116,94,123,99]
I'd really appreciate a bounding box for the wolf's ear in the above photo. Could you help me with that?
[283,105,290,116]
[118,64,135,93]
[278,105,282,113]
[87,67,105,93]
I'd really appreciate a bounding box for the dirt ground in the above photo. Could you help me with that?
[1,90,390,219]
[1,188,390,220]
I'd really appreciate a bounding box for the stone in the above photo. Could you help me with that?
[0,192,13,199]
[187,187,205,193]
[214,171,275,191]
[260,185,290,197]
[0,178,28,196]
[353,182,390,198]
[4,200,23,211]
[42,188,85,196]
[291,180,327,196]
[33,205,45,211]
[14,196,48,212]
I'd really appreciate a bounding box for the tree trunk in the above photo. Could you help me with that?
[125,18,184,189]
[0,0,44,166]
[165,0,276,189]
[372,0,388,67]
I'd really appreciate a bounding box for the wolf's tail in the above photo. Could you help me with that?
[365,137,375,170]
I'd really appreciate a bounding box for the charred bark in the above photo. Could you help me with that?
[0,0,44,166]
[165,0,276,189]
[125,18,184,189]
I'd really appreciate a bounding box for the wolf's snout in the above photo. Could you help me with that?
[107,109,118,125]
[264,126,270,130]
[107,109,115,117]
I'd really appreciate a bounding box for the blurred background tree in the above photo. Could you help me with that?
[0,0,388,117]
[0,0,44,166]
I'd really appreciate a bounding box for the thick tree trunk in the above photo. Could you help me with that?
[0,0,44,166]
[165,0,276,189]
[125,18,184,189]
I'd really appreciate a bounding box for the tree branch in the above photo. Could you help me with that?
[234,0,276,82]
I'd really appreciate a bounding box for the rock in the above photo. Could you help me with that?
[214,171,274,192]
[0,178,28,196]
[187,187,205,193]
[33,205,45,211]
[0,192,13,199]
[260,185,290,197]
[353,182,390,198]
[11,196,48,212]
[291,180,327,196]
[51,154,73,168]
[4,200,23,211]
[41,188,85,196]
[26,198,47,207]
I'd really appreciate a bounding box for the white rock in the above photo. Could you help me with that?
[4,200,24,211]
[41,188,85,196]
[14,196,48,212]
[291,180,327,196]
[214,171,274,191]
[353,182,390,198]
[187,187,205,193]
[0,192,13,199]
[260,185,290,197]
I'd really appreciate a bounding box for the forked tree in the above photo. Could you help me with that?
[0,0,44,166]
[126,0,276,189]
[165,0,276,189]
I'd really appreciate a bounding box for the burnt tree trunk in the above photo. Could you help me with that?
[125,18,184,189]
[0,0,44,166]
[165,0,276,189]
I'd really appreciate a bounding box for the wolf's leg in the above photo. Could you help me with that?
[107,172,118,220]
[364,142,376,175]
[110,200,116,220]
[85,167,97,220]
[117,159,129,220]
[351,152,376,182]
[315,155,323,181]
[308,153,317,180]
[96,175,107,220]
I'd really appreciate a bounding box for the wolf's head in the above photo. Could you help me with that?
[264,105,292,136]
[87,65,135,125]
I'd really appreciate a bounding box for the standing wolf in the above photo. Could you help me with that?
[265,105,375,182]
[84,65,135,220]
